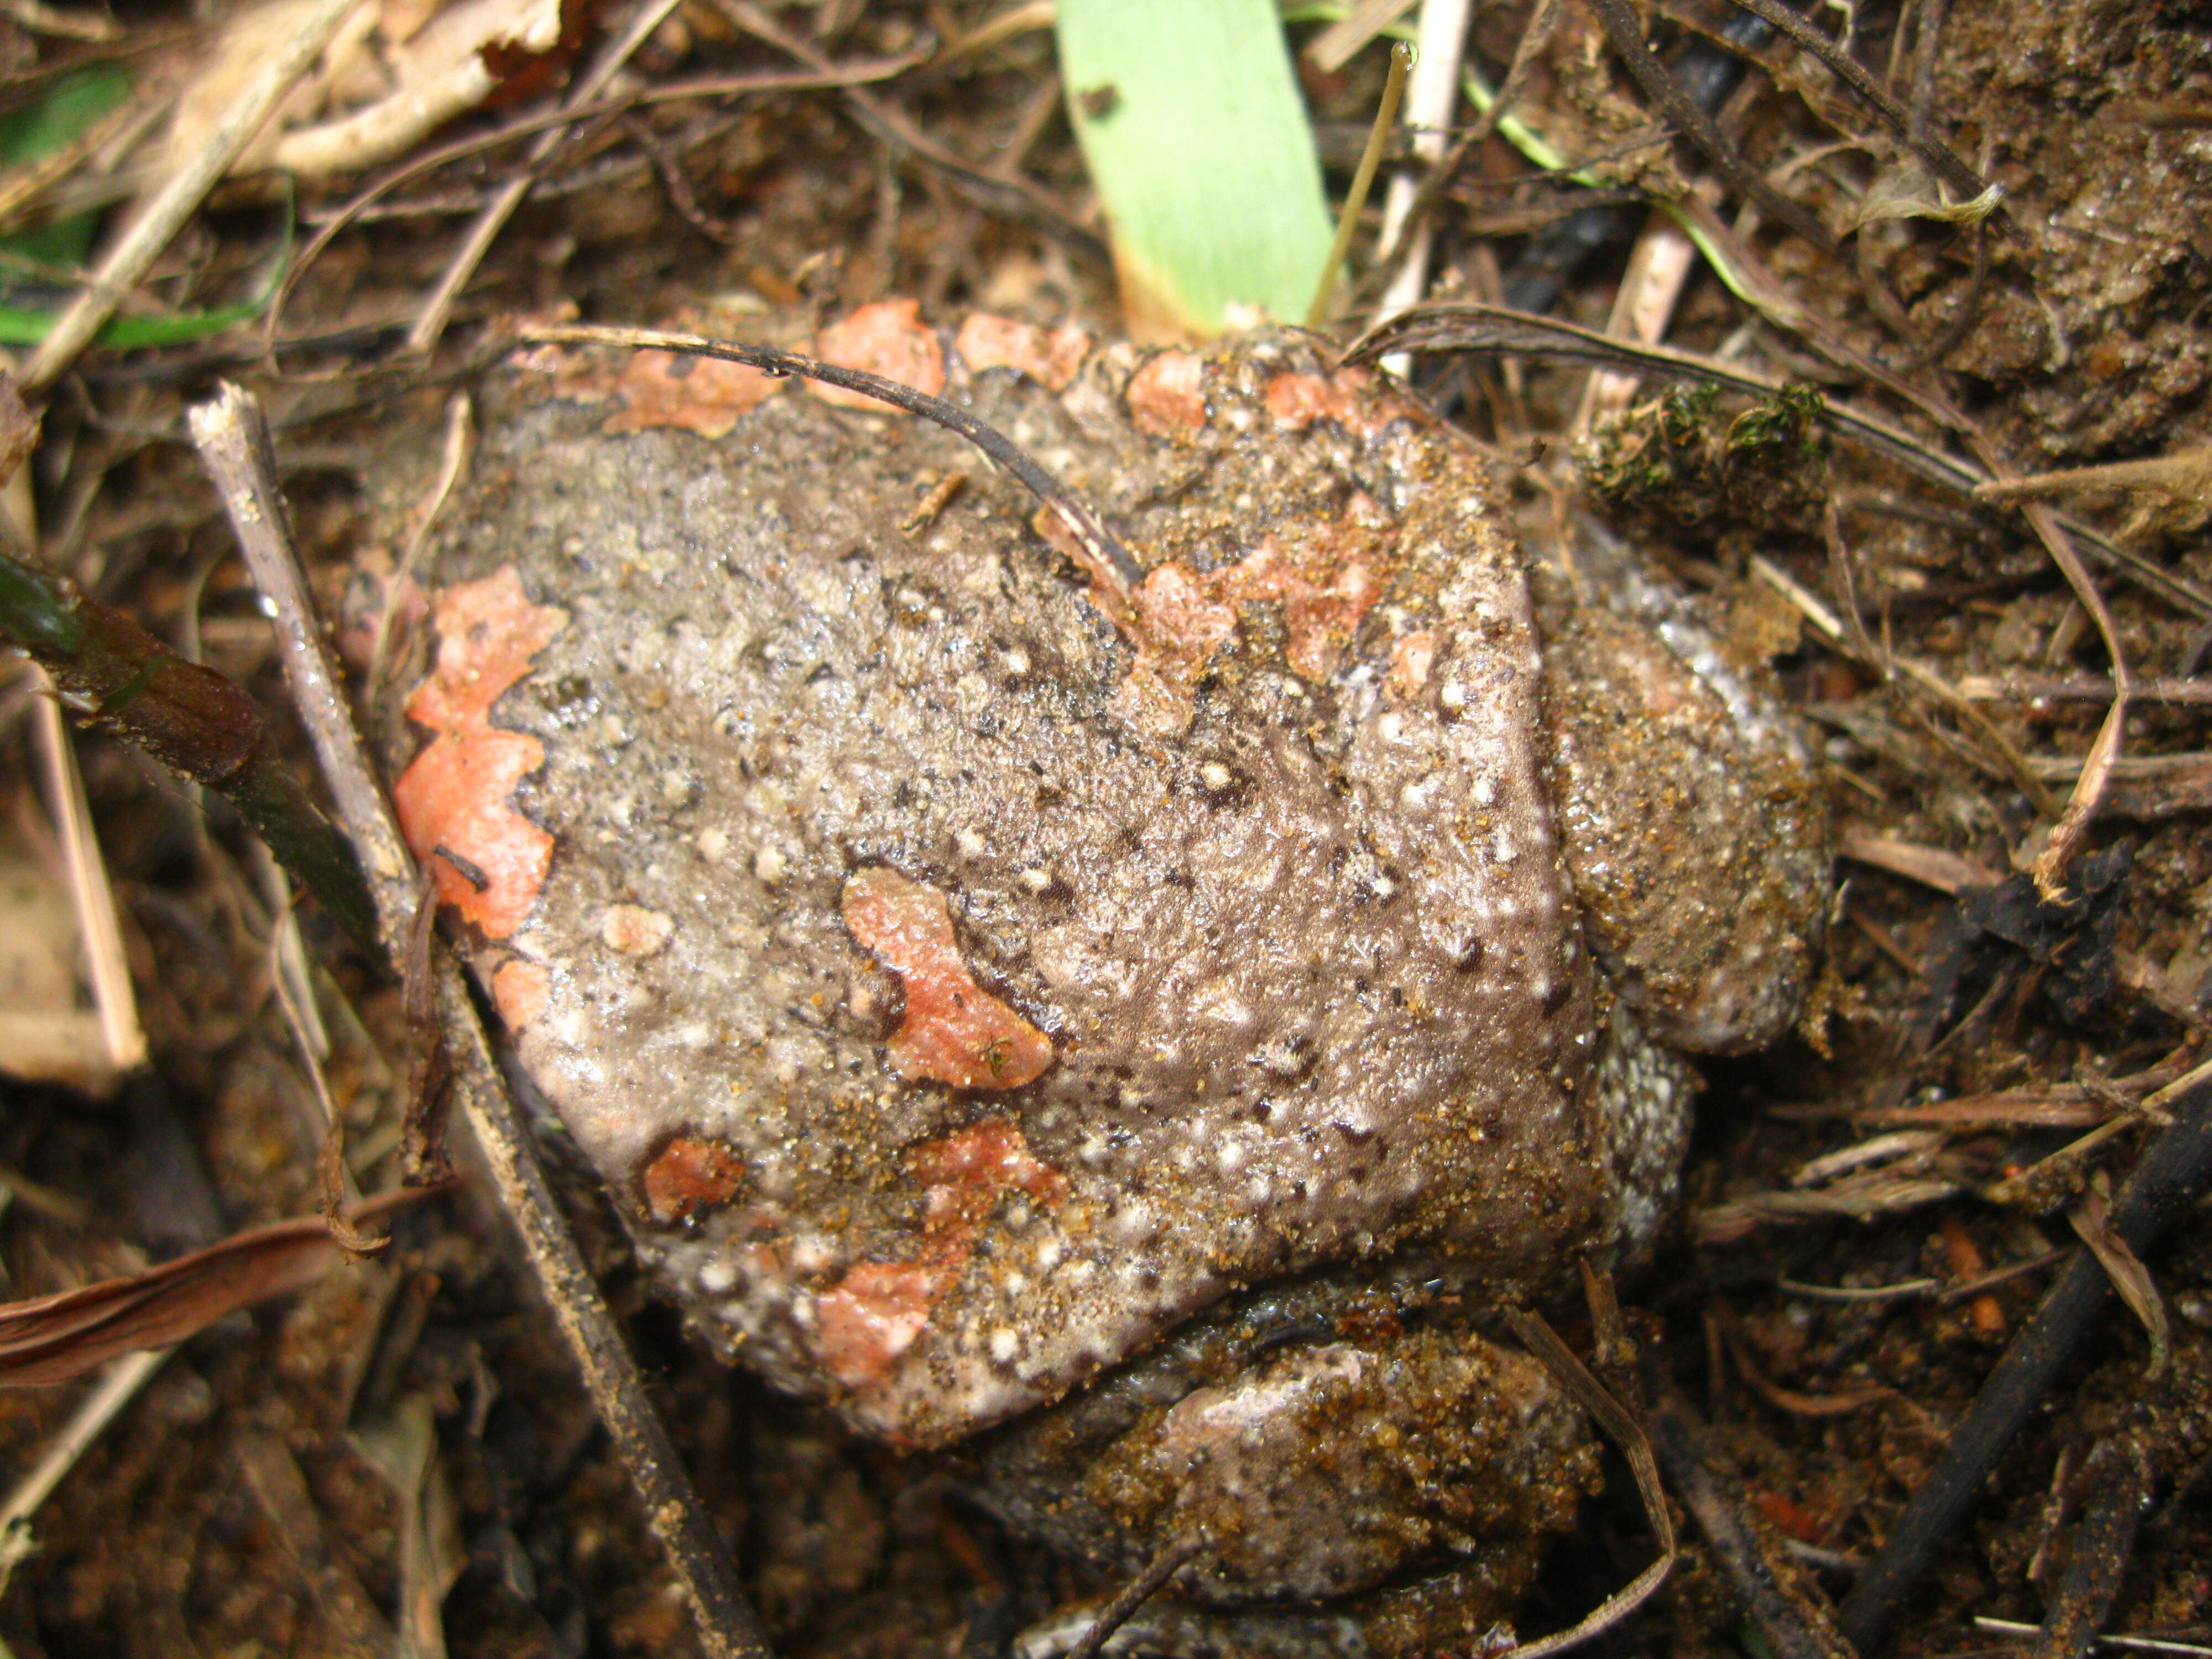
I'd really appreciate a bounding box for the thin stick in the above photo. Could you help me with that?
[188,387,410,905]
[1351,301,2212,620]
[263,62,919,368]
[0,1346,171,1533]
[185,381,771,1659]
[1374,0,1474,372]
[1838,1062,2212,1655]
[1307,41,1411,328]
[33,681,144,1075]
[1719,0,2011,232]
[1584,0,1837,254]
[406,0,689,356]
[19,0,358,394]
[1649,1390,1858,1659]
[1065,1536,1203,1659]
[524,324,1145,593]
[711,0,1103,265]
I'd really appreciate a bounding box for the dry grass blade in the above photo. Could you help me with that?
[1720,0,2012,232]
[18,0,358,394]
[32,682,144,1077]
[1372,0,1474,355]
[405,0,689,356]
[1347,302,1986,494]
[1838,828,2002,895]
[2070,1187,2171,1376]
[1305,40,1408,328]
[714,0,1102,264]
[1584,0,1836,254]
[1304,0,1416,73]
[0,1187,438,1387]
[1500,1308,1677,1657]
[261,63,914,367]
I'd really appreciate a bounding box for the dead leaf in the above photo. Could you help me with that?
[0,1187,442,1387]
[2072,1185,2170,1376]
[172,0,573,182]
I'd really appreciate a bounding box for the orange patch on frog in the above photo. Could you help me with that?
[1387,629,1438,699]
[1126,350,1207,436]
[841,866,1053,1090]
[955,314,1089,390]
[602,348,781,437]
[490,956,551,1031]
[392,566,569,938]
[641,1136,748,1223]
[1132,505,1391,684]
[1264,366,1416,438]
[813,1119,1070,1389]
[813,1264,936,1386]
[810,299,946,411]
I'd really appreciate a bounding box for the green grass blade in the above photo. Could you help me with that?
[1058,0,1333,338]
[0,63,132,169]
[0,185,295,348]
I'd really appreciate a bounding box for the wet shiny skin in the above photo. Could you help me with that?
[385,326,1828,1647]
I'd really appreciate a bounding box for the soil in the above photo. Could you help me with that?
[2,2,2210,1658]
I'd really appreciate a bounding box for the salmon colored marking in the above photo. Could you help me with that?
[641,1136,748,1223]
[841,867,1053,1090]
[810,299,946,411]
[1274,369,1371,436]
[1262,366,1416,437]
[1126,350,1207,436]
[913,1119,1071,1229]
[602,348,781,438]
[954,313,1090,391]
[814,1262,937,1386]
[490,956,551,1031]
[1387,629,1438,700]
[393,566,570,938]
[1130,521,1387,685]
[812,1119,1069,1390]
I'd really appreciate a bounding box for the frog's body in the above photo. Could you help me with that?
[383,321,1827,1652]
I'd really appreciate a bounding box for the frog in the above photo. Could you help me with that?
[375,307,1829,1656]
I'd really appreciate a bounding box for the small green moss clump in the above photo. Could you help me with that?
[1578,383,1831,538]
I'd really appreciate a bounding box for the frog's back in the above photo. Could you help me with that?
[378,324,1822,1448]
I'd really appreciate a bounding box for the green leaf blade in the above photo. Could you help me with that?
[1057,0,1333,339]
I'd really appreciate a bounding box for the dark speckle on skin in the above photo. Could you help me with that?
[382,325,1829,1650]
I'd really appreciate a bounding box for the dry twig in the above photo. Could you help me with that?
[19,0,358,394]
[187,381,770,1659]
[1839,1060,2212,1654]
